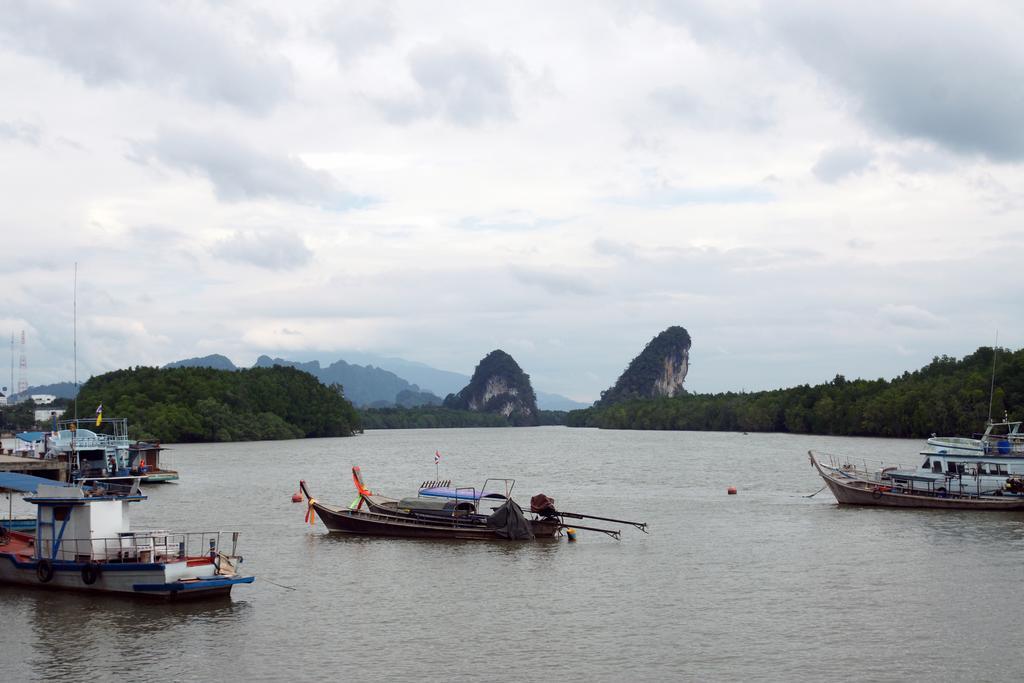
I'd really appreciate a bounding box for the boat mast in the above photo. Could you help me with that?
[72,262,78,474]
[987,331,998,425]
[73,264,77,419]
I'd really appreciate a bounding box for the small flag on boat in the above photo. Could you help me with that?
[95,403,103,427]
[435,450,441,464]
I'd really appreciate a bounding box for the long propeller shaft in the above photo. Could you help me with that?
[554,510,648,533]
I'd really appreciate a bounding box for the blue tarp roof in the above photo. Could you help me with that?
[15,431,47,443]
[418,486,507,501]
[0,472,71,493]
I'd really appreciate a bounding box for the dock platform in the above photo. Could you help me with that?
[0,454,68,482]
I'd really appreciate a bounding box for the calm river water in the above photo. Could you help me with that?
[3,427,1024,682]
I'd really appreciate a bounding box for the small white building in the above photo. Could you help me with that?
[35,408,66,423]
[30,394,57,405]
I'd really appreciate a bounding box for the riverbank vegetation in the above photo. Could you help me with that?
[568,347,1023,438]
[74,366,362,442]
[359,406,567,429]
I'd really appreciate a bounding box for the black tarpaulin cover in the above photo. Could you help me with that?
[486,499,534,540]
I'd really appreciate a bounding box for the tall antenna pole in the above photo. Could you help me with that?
[987,331,999,424]
[74,262,78,420]
[17,331,27,395]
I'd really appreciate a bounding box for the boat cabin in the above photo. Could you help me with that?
[926,420,1024,457]
[47,418,132,477]
[127,441,172,477]
[28,482,146,562]
[919,456,1017,476]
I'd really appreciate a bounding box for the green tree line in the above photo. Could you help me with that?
[73,365,362,442]
[359,406,568,429]
[568,347,1023,437]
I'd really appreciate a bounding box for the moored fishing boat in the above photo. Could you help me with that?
[24,418,179,485]
[809,420,1024,510]
[300,466,647,540]
[809,451,1024,509]
[0,473,253,598]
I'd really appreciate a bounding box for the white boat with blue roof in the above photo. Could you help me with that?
[0,472,253,599]
[810,418,1024,509]
[18,417,179,485]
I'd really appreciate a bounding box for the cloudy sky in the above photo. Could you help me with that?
[2,1,1023,402]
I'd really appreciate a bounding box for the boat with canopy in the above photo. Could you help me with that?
[300,466,648,540]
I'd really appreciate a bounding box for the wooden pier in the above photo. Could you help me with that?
[0,454,68,482]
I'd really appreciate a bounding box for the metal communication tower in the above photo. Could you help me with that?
[17,330,28,394]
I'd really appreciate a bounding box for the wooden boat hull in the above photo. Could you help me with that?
[810,451,1024,511]
[308,499,560,540]
[0,554,253,599]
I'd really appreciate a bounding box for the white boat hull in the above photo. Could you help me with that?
[0,552,253,599]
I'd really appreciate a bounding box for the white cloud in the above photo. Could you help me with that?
[374,42,520,126]
[509,266,600,296]
[130,128,367,210]
[213,230,314,271]
[879,304,947,330]
[0,120,42,145]
[4,1,1024,401]
[768,2,1024,160]
[321,3,396,66]
[0,0,293,114]
[812,145,875,183]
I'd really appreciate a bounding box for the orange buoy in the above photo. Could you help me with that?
[291,492,303,503]
[727,486,737,495]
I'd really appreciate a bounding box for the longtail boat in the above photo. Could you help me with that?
[300,466,648,540]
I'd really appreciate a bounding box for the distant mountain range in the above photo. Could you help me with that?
[15,354,586,410]
[164,355,237,371]
[161,353,588,410]
[7,381,78,403]
[335,351,588,410]
[164,354,428,407]
[252,355,433,408]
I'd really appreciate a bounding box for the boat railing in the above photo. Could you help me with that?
[927,436,982,448]
[36,530,242,563]
[814,451,1015,498]
[927,437,1024,456]
[814,452,913,479]
[81,480,140,497]
[982,439,1024,456]
[58,417,129,437]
